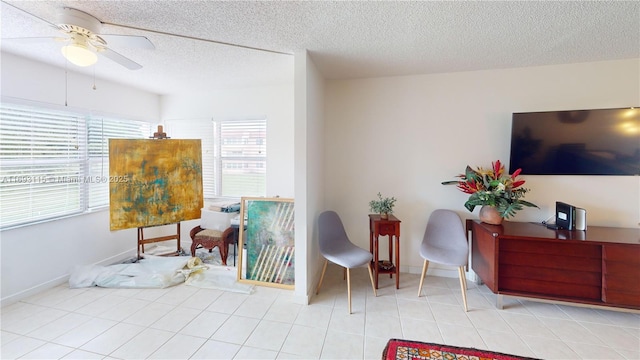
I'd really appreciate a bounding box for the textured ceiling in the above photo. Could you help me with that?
[1,1,639,96]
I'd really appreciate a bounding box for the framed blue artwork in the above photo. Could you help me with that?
[237,197,295,289]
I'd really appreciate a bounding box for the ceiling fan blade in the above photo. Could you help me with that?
[99,48,142,70]
[100,34,155,50]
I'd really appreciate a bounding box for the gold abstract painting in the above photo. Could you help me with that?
[109,139,203,230]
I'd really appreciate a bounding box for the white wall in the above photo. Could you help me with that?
[293,51,325,303]
[324,59,640,276]
[1,52,161,304]
[1,52,160,121]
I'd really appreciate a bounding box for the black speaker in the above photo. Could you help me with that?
[555,201,575,230]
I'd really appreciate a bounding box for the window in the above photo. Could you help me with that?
[0,103,151,229]
[166,118,267,198]
[216,119,266,197]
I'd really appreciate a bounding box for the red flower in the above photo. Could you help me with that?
[511,180,525,189]
[457,179,480,194]
[492,160,504,179]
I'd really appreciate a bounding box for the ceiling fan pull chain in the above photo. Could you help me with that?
[64,60,68,107]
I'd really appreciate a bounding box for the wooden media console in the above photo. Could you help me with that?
[468,220,640,311]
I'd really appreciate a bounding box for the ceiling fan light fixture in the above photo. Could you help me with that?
[61,42,97,67]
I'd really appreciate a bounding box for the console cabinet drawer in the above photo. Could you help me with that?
[603,245,640,263]
[498,239,602,300]
[602,245,640,307]
[501,239,601,258]
[602,290,640,307]
[376,223,398,236]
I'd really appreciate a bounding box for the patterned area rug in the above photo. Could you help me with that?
[383,339,538,360]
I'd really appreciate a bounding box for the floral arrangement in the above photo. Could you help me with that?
[369,192,397,215]
[442,160,538,218]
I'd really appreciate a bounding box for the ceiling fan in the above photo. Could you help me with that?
[4,6,154,70]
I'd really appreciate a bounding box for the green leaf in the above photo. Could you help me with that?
[464,201,476,212]
[518,200,539,208]
[465,166,480,181]
[441,180,459,185]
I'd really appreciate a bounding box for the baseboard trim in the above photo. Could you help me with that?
[402,264,469,280]
[0,274,70,308]
[1,248,137,307]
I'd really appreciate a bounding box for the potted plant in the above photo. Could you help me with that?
[369,192,397,219]
[442,160,538,225]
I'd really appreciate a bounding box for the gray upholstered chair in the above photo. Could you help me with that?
[316,210,377,314]
[417,209,469,311]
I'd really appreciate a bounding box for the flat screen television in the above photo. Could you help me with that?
[509,107,639,175]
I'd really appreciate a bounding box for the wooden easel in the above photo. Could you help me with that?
[151,124,169,139]
[135,125,180,259]
[137,223,181,259]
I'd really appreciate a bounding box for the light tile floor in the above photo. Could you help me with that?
[2,264,639,359]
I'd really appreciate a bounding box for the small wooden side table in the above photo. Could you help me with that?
[369,214,401,289]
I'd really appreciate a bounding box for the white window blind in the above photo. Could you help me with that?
[216,119,266,197]
[0,105,86,228]
[165,119,216,199]
[87,118,152,208]
[0,102,152,229]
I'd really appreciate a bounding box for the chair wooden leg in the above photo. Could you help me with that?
[458,266,468,312]
[346,267,352,314]
[219,245,227,266]
[316,259,328,295]
[418,260,429,296]
[367,262,377,297]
